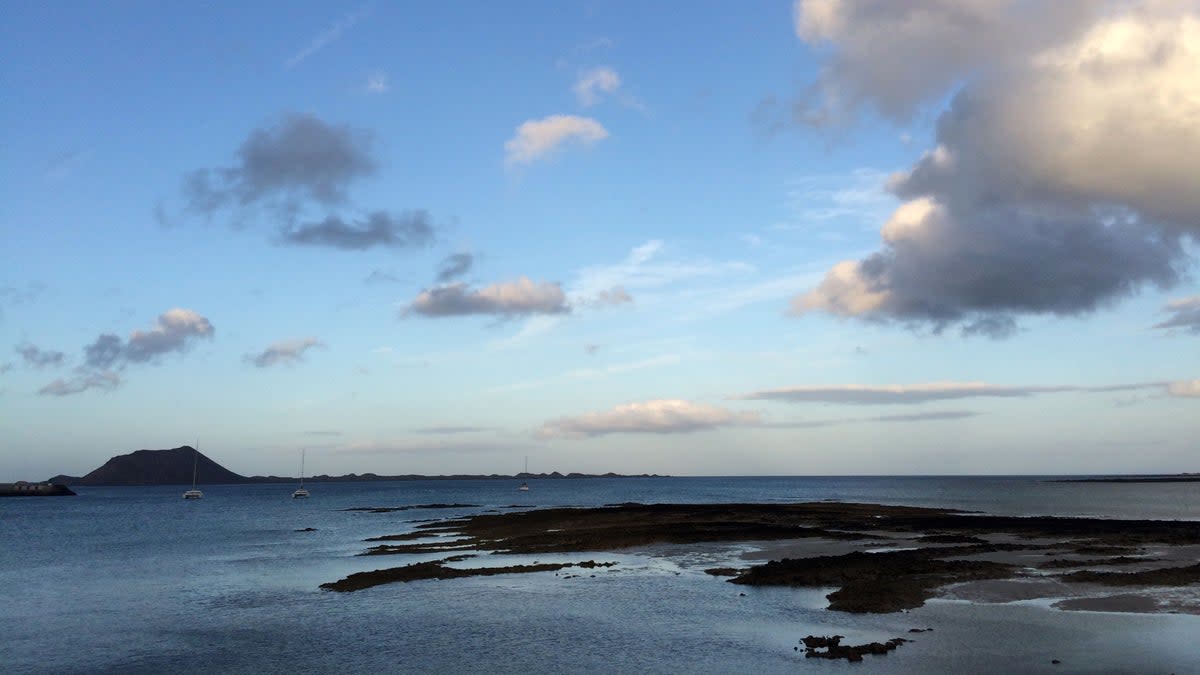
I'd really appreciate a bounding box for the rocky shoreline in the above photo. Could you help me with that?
[322,501,1200,615]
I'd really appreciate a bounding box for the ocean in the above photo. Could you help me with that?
[2,477,1198,674]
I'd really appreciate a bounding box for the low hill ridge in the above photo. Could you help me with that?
[46,448,664,485]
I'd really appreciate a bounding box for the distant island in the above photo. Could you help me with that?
[1051,474,1200,484]
[46,446,665,486]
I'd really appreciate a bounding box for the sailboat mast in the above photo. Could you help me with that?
[300,449,305,488]
[191,441,199,490]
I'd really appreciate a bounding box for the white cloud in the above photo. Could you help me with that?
[573,66,621,106]
[538,399,760,439]
[1168,380,1200,398]
[504,115,608,167]
[406,277,570,318]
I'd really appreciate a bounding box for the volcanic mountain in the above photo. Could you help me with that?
[48,447,248,486]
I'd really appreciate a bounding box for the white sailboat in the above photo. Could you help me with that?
[292,449,309,499]
[517,455,530,491]
[182,444,203,499]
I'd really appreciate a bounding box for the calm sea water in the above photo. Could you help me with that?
[2,477,1199,674]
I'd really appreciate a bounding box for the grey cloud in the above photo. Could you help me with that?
[794,5,1200,334]
[85,334,124,369]
[16,343,65,368]
[738,381,1165,405]
[412,426,493,434]
[123,309,215,363]
[279,211,434,250]
[1154,295,1200,334]
[246,338,323,368]
[870,410,979,423]
[184,114,376,215]
[365,269,402,284]
[765,409,980,428]
[436,253,474,282]
[84,310,212,369]
[0,362,12,374]
[405,277,571,318]
[38,370,120,397]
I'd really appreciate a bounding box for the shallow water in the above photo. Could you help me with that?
[2,477,1198,673]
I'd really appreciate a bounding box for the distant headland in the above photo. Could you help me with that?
[46,447,665,486]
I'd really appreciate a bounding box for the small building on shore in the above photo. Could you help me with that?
[0,481,77,497]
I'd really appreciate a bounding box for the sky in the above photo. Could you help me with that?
[1,0,1197,480]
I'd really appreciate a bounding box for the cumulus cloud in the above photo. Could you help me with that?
[45,310,213,396]
[737,381,1165,406]
[1168,380,1200,398]
[539,399,760,439]
[38,370,120,397]
[123,309,215,363]
[245,337,324,368]
[792,0,1102,123]
[405,277,570,318]
[279,210,434,250]
[574,66,621,106]
[184,114,376,215]
[80,310,214,370]
[16,343,65,368]
[436,253,474,282]
[504,115,608,167]
[791,2,1200,335]
[1154,295,1200,334]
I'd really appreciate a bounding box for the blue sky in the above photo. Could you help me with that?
[2,1,1197,480]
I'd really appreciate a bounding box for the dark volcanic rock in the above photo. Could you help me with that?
[342,504,479,513]
[320,559,617,592]
[731,548,1015,613]
[801,635,908,662]
[1061,563,1200,586]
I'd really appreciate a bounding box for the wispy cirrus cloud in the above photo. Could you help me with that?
[38,370,120,397]
[286,4,373,69]
[504,115,608,167]
[245,337,324,368]
[573,66,620,106]
[539,399,760,439]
